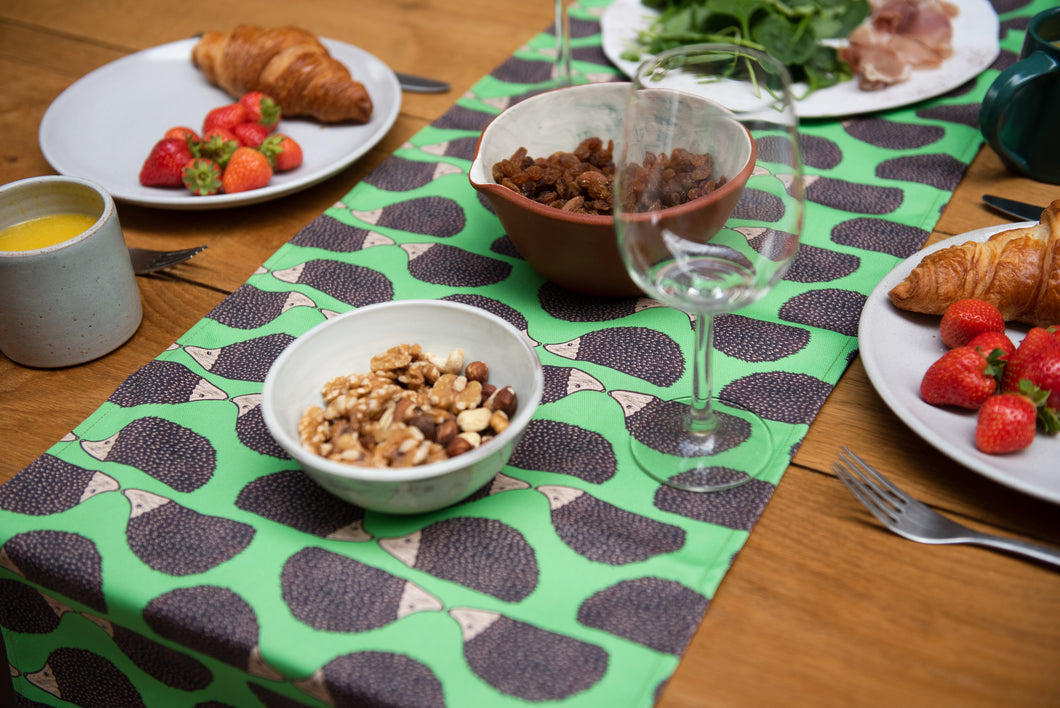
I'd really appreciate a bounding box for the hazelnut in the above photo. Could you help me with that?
[435,417,458,445]
[446,436,474,457]
[485,386,517,416]
[408,413,436,440]
[465,361,489,383]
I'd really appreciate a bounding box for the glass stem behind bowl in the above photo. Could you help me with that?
[553,0,572,86]
[687,312,718,437]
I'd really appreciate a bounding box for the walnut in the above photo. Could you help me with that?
[297,343,519,469]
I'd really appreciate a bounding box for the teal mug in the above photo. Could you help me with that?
[980,7,1060,184]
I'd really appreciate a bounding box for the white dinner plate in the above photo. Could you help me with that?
[600,0,999,118]
[859,223,1059,505]
[39,37,401,210]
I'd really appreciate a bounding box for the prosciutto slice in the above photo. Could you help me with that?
[838,0,959,90]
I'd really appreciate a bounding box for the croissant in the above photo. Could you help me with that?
[888,200,1060,327]
[192,25,373,123]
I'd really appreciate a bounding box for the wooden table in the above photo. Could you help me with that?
[2,2,1059,705]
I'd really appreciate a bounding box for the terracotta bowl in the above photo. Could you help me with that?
[468,82,756,298]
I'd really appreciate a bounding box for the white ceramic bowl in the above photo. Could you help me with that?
[261,300,544,514]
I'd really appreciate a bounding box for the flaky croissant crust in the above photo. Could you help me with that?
[888,200,1060,327]
[192,25,373,123]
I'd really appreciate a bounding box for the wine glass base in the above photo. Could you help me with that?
[630,396,773,492]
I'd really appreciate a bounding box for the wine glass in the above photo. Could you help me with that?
[613,43,805,492]
[551,0,572,86]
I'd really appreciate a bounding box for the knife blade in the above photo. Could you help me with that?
[982,194,1044,222]
[396,72,450,94]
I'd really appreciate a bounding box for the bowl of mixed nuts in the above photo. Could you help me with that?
[468,82,754,298]
[261,299,544,514]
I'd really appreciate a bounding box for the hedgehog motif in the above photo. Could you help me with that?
[713,315,809,364]
[1,530,106,613]
[289,213,395,252]
[362,156,463,193]
[294,651,446,708]
[506,419,617,484]
[0,455,118,516]
[721,371,832,425]
[123,489,255,576]
[185,332,295,382]
[235,469,372,541]
[831,217,928,258]
[610,390,750,456]
[80,416,216,493]
[282,547,441,632]
[106,360,227,407]
[781,243,861,284]
[0,579,62,634]
[84,615,214,692]
[459,473,532,504]
[232,393,290,459]
[143,585,281,679]
[440,293,532,339]
[270,259,395,308]
[545,327,684,386]
[537,485,686,565]
[449,608,608,701]
[537,284,659,323]
[402,243,512,287]
[844,117,945,150]
[877,153,967,191]
[576,577,709,655]
[542,365,606,403]
[804,175,903,215]
[655,477,775,531]
[354,195,466,237]
[26,648,145,707]
[207,285,316,330]
[778,288,867,337]
[379,517,539,602]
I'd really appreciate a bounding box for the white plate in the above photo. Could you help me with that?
[860,223,1059,505]
[600,0,999,118]
[39,37,401,210]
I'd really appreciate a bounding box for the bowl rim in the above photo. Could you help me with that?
[261,299,544,484]
[468,80,756,226]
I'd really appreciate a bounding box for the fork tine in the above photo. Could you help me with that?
[832,457,901,526]
[840,446,908,502]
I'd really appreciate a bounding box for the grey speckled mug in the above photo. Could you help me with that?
[0,175,142,368]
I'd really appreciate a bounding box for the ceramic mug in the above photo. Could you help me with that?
[979,7,1060,184]
[0,175,142,368]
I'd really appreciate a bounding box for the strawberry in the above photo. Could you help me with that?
[164,126,200,144]
[222,147,273,193]
[239,91,282,129]
[202,102,247,135]
[967,330,1015,359]
[198,128,240,168]
[182,158,223,196]
[1001,327,1060,401]
[939,298,1005,348]
[920,345,1003,409]
[261,134,302,171]
[975,392,1039,454]
[139,137,194,187]
[233,122,270,148]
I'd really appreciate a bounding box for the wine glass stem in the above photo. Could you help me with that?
[687,313,718,435]
[554,0,572,85]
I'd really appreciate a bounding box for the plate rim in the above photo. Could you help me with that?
[38,36,401,210]
[600,0,1000,119]
[858,222,1060,505]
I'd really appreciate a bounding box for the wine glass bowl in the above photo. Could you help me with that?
[614,43,805,491]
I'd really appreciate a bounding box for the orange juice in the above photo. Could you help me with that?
[0,213,98,252]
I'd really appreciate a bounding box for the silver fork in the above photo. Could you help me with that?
[833,447,1060,569]
[128,245,207,275]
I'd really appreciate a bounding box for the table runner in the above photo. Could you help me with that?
[1,1,1046,705]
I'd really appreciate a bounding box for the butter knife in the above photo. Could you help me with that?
[982,194,1043,222]
[396,72,450,94]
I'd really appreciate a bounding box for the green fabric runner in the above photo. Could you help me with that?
[1,1,1047,705]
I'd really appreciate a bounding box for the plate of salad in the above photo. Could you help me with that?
[600,0,999,118]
